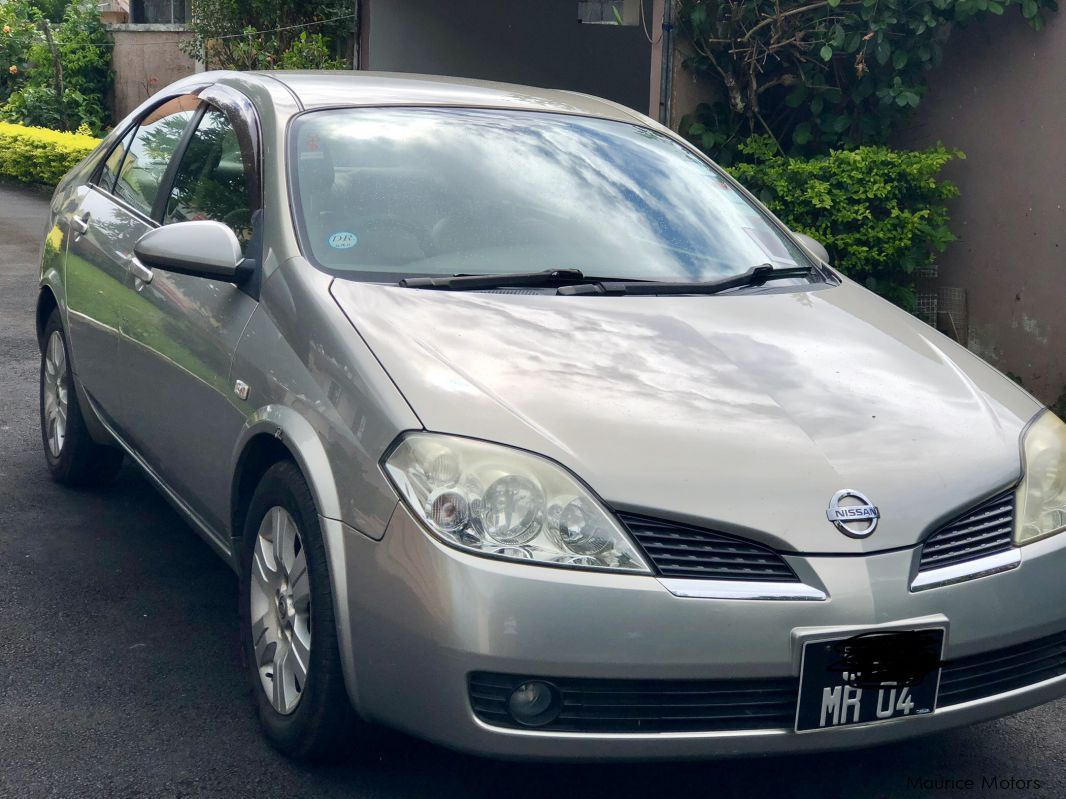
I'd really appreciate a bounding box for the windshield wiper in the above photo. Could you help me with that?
[399,268,587,290]
[556,264,814,297]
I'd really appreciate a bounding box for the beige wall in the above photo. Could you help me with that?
[108,24,198,121]
[899,13,1066,405]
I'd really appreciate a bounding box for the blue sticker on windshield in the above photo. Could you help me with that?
[328,231,358,249]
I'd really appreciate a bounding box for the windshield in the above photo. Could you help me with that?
[288,107,812,282]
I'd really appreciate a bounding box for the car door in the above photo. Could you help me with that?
[115,85,262,539]
[63,95,200,420]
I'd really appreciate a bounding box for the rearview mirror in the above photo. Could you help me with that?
[792,231,830,265]
[134,221,249,282]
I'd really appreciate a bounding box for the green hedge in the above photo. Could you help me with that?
[730,140,961,311]
[0,121,100,186]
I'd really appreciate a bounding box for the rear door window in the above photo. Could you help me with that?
[112,95,199,217]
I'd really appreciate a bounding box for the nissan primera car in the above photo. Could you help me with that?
[36,71,1066,761]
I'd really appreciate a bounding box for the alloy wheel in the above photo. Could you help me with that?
[249,506,312,715]
[43,330,69,459]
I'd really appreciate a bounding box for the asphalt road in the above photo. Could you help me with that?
[1,180,1064,799]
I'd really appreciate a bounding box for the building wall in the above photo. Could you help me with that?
[899,12,1066,405]
[108,24,198,121]
[363,0,654,115]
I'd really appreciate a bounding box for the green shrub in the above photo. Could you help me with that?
[678,0,1058,163]
[0,0,112,134]
[181,1,354,70]
[729,138,961,310]
[0,120,99,185]
[0,4,37,105]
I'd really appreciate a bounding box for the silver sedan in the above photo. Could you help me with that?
[36,70,1066,761]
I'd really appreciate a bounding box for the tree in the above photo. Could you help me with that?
[678,0,1059,163]
[179,0,354,70]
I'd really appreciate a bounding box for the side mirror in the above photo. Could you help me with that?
[792,231,830,265]
[133,220,249,283]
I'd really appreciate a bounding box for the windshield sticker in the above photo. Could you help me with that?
[327,231,358,250]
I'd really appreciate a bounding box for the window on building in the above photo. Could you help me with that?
[131,0,190,25]
[578,0,639,25]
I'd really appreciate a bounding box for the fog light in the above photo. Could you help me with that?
[506,680,561,727]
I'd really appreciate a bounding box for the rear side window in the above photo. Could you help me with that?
[112,95,199,216]
[97,126,136,193]
[164,108,253,244]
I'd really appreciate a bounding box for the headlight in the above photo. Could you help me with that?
[383,433,650,573]
[1015,411,1066,545]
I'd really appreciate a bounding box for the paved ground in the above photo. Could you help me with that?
[1,180,1064,798]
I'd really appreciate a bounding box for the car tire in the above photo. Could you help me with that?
[40,310,124,487]
[239,460,365,761]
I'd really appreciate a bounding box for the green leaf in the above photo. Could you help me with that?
[893,50,908,69]
[785,86,808,108]
[875,41,891,65]
[793,122,813,145]
[829,0,842,7]
[820,44,834,60]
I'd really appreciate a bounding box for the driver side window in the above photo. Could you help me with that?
[164,107,253,247]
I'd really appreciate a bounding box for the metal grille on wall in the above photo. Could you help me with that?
[131,0,189,25]
[917,282,968,346]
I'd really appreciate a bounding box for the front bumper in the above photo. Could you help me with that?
[321,506,1066,760]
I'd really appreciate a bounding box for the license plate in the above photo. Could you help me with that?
[795,627,945,732]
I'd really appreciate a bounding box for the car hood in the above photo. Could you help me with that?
[330,278,1040,554]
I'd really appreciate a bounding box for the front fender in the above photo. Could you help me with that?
[231,404,347,523]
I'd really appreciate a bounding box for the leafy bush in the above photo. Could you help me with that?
[277,32,349,69]
[0,120,99,185]
[678,0,1058,162]
[729,138,960,309]
[0,3,38,104]
[181,1,354,70]
[0,0,111,134]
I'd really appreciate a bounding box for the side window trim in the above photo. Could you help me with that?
[198,84,264,212]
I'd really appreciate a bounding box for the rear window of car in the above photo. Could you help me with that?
[287,107,810,283]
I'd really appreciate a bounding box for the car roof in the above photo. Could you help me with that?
[241,70,648,125]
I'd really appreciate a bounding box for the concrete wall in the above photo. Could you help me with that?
[108,24,198,120]
[899,13,1066,406]
[363,0,654,115]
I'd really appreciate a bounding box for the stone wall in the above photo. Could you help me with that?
[108,24,198,122]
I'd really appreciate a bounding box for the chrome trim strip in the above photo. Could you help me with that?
[910,548,1021,592]
[659,578,827,601]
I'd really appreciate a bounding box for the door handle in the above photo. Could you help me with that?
[68,212,90,235]
[128,255,153,284]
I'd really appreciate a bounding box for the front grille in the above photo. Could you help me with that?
[938,629,1066,707]
[918,491,1015,572]
[618,513,799,582]
[469,672,797,733]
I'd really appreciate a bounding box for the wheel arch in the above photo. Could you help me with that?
[230,406,343,547]
[36,285,59,347]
